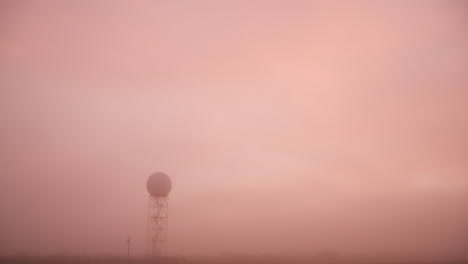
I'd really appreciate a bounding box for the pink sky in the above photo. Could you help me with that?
[1,0,467,259]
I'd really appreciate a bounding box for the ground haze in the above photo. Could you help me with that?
[1,0,467,262]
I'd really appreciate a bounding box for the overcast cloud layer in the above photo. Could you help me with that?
[1,1,467,259]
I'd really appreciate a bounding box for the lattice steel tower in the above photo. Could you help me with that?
[146,172,172,258]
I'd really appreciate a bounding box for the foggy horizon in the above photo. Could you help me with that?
[1,1,467,261]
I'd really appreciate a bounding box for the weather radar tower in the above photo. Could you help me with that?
[146,172,172,258]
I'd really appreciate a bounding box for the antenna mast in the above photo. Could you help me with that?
[126,236,131,264]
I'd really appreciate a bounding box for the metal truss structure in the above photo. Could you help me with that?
[146,195,169,258]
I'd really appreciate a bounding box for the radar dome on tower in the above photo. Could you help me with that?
[146,172,172,197]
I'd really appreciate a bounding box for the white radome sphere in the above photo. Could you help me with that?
[146,172,172,197]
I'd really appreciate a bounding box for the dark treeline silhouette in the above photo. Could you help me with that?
[1,255,467,264]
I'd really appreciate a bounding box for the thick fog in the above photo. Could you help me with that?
[1,1,467,260]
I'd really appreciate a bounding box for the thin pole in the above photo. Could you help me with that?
[126,236,131,264]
